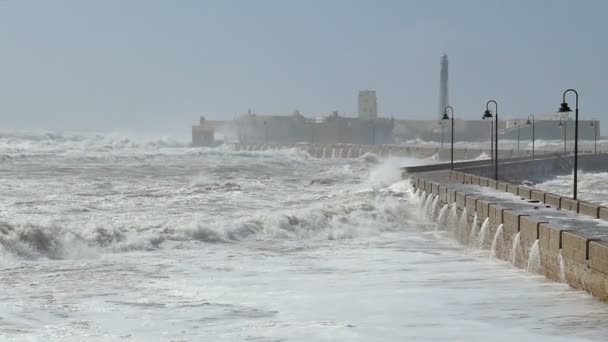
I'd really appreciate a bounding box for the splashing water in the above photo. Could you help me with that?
[423,194,435,219]
[457,208,469,241]
[417,192,428,214]
[509,232,521,265]
[476,218,490,249]
[558,249,566,283]
[526,240,542,274]
[429,196,440,221]
[491,224,504,258]
[447,204,459,230]
[469,213,479,246]
[437,204,449,227]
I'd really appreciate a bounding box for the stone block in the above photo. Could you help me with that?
[531,189,546,203]
[479,178,490,187]
[466,196,477,215]
[425,181,432,194]
[600,207,608,221]
[539,223,564,253]
[456,192,467,210]
[519,216,547,248]
[562,231,593,264]
[457,173,465,183]
[518,187,532,199]
[471,176,480,185]
[560,197,579,213]
[507,184,519,196]
[439,186,448,203]
[489,204,511,228]
[432,183,440,196]
[579,202,600,218]
[476,199,493,220]
[502,210,527,235]
[447,189,456,203]
[488,179,498,189]
[464,174,473,184]
[497,182,509,192]
[545,193,561,208]
[589,241,608,275]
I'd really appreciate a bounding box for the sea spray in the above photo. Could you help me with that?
[447,204,459,230]
[526,240,542,274]
[469,213,479,246]
[457,208,468,241]
[476,218,490,249]
[558,249,566,283]
[437,204,449,227]
[418,192,428,213]
[491,224,504,258]
[430,196,440,221]
[508,232,521,265]
[423,194,435,219]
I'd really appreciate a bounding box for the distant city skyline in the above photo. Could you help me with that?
[0,0,607,134]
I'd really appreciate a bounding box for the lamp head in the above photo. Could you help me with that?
[558,102,572,113]
[482,110,493,120]
[526,119,532,125]
[441,113,449,121]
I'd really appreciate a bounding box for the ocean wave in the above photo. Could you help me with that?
[0,182,415,260]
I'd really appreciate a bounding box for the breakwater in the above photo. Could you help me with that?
[233,143,555,160]
[407,168,608,301]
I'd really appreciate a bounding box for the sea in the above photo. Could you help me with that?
[1,131,608,341]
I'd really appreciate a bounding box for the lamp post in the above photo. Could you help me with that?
[441,122,445,148]
[441,106,455,170]
[526,114,535,159]
[483,100,498,180]
[490,118,494,163]
[514,120,520,151]
[263,121,268,144]
[558,118,567,153]
[558,89,579,200]
[591,120,598,154]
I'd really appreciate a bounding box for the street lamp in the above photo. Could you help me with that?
[558,88,579,200]
[558,118,567,153]
[591,119,598,154]
[482,100,498,180]
[514,120,521,151]
[441,106,455,170]
[526,114,535,159]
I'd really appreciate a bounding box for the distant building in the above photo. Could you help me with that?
[192,116,215,146]
[358,90,377,120]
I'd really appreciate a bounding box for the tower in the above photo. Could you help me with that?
[438,53,449,119]
[358,90,377,120]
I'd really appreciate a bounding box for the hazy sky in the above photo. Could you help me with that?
[1,0,607,133]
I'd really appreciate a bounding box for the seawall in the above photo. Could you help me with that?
[407,169,608,302]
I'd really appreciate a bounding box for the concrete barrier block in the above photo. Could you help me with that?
[464,174,473,184]
[579,202,600,218]
[488,179,498,189]
[545,193,561,208]
[425,181,432,194]
[497,182,509,192]
[432,183,440,196]
[600,207,608,221]
[471,175,480,185]
[520,216,546,248]
[466,196,477,215]
[531,189,545,203]
[457,173,465,183]
[539,224,567,253]
[518,187,532,199]
[439,186,448,203]
[562,231,592,264]
[502,210,526,235]
[449,171,457,181]
[589,241,608,275]
[479,177,490,187]
[456,192,467,209]
[476,199,493,219]
[507,184,519,196]
[560,197,579,213]
[447,189,456,203]
[489,204,510,228]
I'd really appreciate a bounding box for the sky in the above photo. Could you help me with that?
[0,0,607,133]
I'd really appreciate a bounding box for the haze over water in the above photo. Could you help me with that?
[0,131,608,341]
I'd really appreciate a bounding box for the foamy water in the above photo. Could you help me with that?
[1,131,608,341]
[535,172,608,206]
